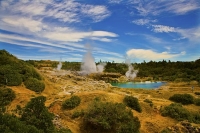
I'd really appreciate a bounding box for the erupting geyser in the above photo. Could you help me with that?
[125,59,138,80]
[80,44,106,75]
[56,61,62,71]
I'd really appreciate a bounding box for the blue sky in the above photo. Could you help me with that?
[0,0,200,63]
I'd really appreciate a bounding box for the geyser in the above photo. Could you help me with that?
[56,61,62,71]
[80,44,106,75]
[125,59,138,80]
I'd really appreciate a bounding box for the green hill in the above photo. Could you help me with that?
[0,50,44,92]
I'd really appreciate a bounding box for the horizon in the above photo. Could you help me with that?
[0,0,200,63]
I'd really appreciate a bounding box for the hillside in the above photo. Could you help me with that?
[1,50,200,133]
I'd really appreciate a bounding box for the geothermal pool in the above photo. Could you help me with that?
[111,81,166,89]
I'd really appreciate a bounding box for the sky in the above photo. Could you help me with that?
[0,0,200,63]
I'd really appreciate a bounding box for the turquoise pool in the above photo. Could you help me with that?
[111,81,166,89]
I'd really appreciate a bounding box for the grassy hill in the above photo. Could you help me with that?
[0,50,200,133]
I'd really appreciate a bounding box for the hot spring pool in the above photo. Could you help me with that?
[111,81,166,89]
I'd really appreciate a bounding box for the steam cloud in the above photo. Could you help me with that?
[125,59,138,80]
[57,61,62,71]
[80,44,106,75]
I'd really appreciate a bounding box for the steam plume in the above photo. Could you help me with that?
[56,60,62,71]
[125,59,138,79]
[80,44,106,75]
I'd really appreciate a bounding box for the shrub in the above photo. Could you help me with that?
[62,96,81,110]
[194,98,200,106]
[169,94,194,105]
[56,128,72,133]
[194,92,200,95]
[24,78,45,92]
[0,65,22,86]
[123,96,142,112]
[21,96,54,132]
[161,103,191,121]
[5,73,22,86]
[83,100,140,133]
[0,113,41,133]
[191,112,200,124]
[161,103,200,123]
[144,99,153,107]
[72,110,84,119]
[0,87,16,106]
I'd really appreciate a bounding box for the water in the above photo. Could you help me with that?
[111,81,166,89]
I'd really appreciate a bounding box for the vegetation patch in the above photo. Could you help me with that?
[72,109,85,119]
[0,113,41,133]
[0,50,42,87]
[24,78,45,92]
[194,92,200,95]
[143,99,153,107]
[0,87,16,107]
[169,93,194,105]
[83,100,140,133]
[123,96,142,112]
[62,95,81,110]
[161,103,200,123]
[21,96,54,132]
[194,98,200,106]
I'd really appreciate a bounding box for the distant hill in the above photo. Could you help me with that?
[0,50,44,92]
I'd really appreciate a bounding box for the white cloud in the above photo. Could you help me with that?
[132,19,157,25]
[81,5,111,22]
[43,30,118,42]
[109,0,123,4]
[143,34,163,44]
[0,0,110,23]
[91,37,113,42]
[2,17,45,32]
[126,33,164,44]
[91,31,118,37]
[130,0,200,16]
[152,25,176,33]
[177,27,200,42]
[166,1,200,15]
[126,49,185,61]
[173,37,186,41]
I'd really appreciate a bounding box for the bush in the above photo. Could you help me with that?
[194,98,200,106]
[83,100,140,133]
[169,94,194,105]
[21,96,54,132]
[0,65,22,86]
[0,87,16,106]
[144,99,153,107]
[72,110,84,119]
[55,128,72,133]
[24,78,45,92]
[191,112,200,124]
[123,96,142,112]
[62,96,81,110]
[194,92,200,95]
[161,103,191,121]
[161,103,200,123]
[0,113,41,133]
[5,73,22,86]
